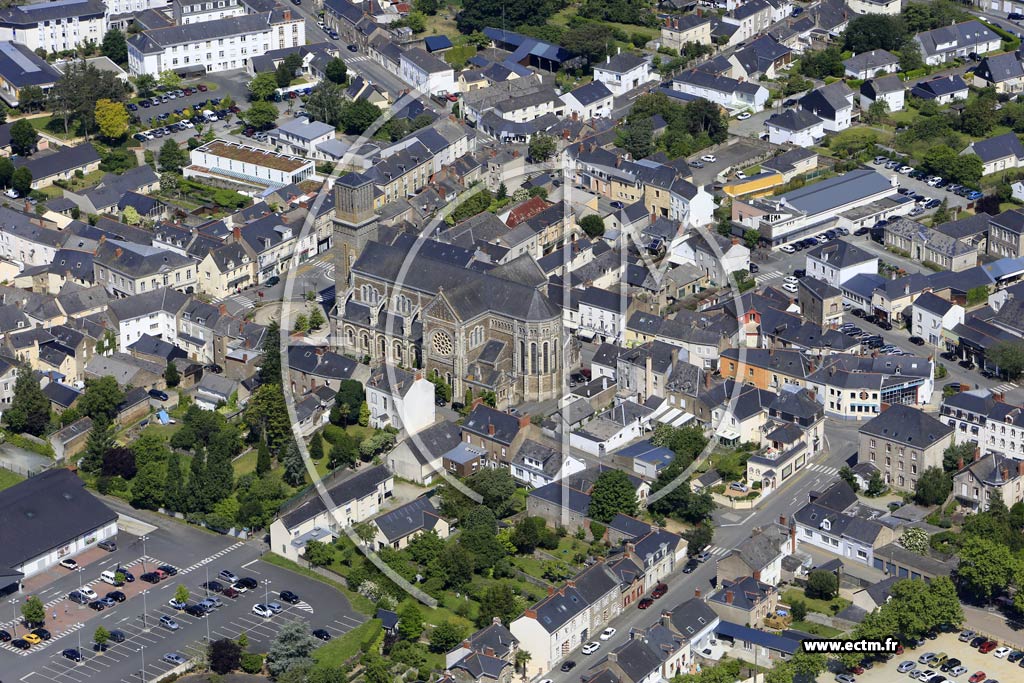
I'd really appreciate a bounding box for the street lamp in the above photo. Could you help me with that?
[9,598,18,636]
[137,645,146,683]
[139,535,149,573]
[76,625,82,664]
[205,565,210,598]
[75,566,85,593]
[141,590,149,631]
[262,579,271,606]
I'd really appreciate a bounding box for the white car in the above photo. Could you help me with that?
[779,244,795,253]
[927,177,943,187]
[59,558,79,570]
[949,666,967,677]
[600,628,616,641]
[994,646,1012,658]
[79,587,98,601]
[782,282,798,293]
[737,112,752,120]
[899,166,914,174]
[700,154,716,163]
[784,276,799,285]
[182,120,194,128]
[735,170,747,180]
[581,641,600,655]
[252,604,274,618]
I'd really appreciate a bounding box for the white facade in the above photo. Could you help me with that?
[117,309,179,352]
[0,229,59,269]
[766,116,825,147]
[579,301,627,343]
[127,13,306,76]
[860,87,905,113]
[366,373,435,435]
[593,56,658,97]
[173,0,247,24]
[848,0,901,14]
[560,87,613,120]
[669,184,717,228]
[0,0,105,54]
[20,518,118,579]
[399,49,455,96]
[109,0,171,19]
[912,302,964,347]
[794,513,878,566]
[671,74,769,113]
[186,140,316,188]
[806,251,878,288]
[510,452,586,488]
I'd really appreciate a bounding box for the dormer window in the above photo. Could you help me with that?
[820,519,831,531]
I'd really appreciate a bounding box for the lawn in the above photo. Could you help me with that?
[312,618,382,669]
[315,425,376,478]
[232,447,258,476]
[782,588,851,616]
[790,619,845,638]
[28,115,76,140]
[550,8,656,45]
[0,468,24,491]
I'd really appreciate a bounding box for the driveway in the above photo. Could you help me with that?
[688,139,774,185]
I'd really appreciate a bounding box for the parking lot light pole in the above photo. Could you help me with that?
[140,535,149,573]
[9,598,18,636]
[262,579,271,606]
[138,645,146,683]
[205,566,210,598]
[141,590,149,631]
[76,566,85,594]
[77,626,82,664]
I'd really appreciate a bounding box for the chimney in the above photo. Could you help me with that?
[606,55,610,64]
[974,446,981,461]
[607,652,618,664]
[704,370,711,389]
[283,8,291,21]
[994,392,1005,403]
[753,570,761,581]
[546,586,554,596]
[694,588,701,598]
[731,237,739,245]
[1002,466,1010,481]
[525,608,537,618]
[484,646,495,657]
[779,515,786,526]
[519,414,531,428]
[492,617,502,626]
[562,128,571,139]
[957,457,965,471]
[790,524,797,553]
[512,150,519,158]
[664,16,671,26]
[1018,460,1024,477]
[488,423,496,436]
[572,111,578,121]
[725,591,734,605]
[219,303,227,315]
[233,226,241,241]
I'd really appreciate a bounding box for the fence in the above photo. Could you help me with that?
[0,459,52,478]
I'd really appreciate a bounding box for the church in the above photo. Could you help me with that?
[329,172,569,406]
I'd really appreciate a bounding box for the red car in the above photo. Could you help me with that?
[850,666,864,675]
[895,644,904,655]
[198,84,208,92]
[968,672,986,683]
[651,583,668,599]
[637,598,654,609]
[979,640,998,654]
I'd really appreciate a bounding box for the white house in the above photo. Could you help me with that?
[107,289,189,352]
[848,0,901,15]
[560,80,614,120]
[672,69,769,112]
[860,76,905,113]
[510,439,587,489]
[843,49,899,79]
[721,0,776,42]
[793,480,891,566]
[570,401,654,457]
[799,81,854,133]
[126,10,307,76]
[914,21,1001,66]
[579,287,628,344]
[269,464,393,563]
[963,132,1024,177]
[185,139,316,189]
[399,47,455,96]
[911,291,964,348]
[172,0,246,25]
[268,117,336,157]
[765,109,825,147]
[364,365,435,435]
[0,0,106,54]
[593,51,658,97]
[805,240,878,288]
[670,232,750,285]
[669,177,717,227]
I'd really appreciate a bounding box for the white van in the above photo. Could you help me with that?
[100,570,121,586]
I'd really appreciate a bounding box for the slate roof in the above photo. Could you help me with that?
[528,482,590,513]
[766,108,822,132]
[107,288,188,321]
[0,0,104,26]
[279,465,391,530]
[968,132,1024,163]
[566,80,613,106]
[0,41,62,89]
[714,621,801,655]
[129,14,278,53]
[861,75,905,98]
[373,496,442,542]
[463,404,523,445]
[799,81,853,121]
[733,35,790,76]
[761,147,817,175]
[42,382,80,409]
[911,75,968,99]
[709,576,775,611]
[807,239,876,268]
[975,51,1024,83]
[843,49,898,75]
[914,291,955,316]
[594,52,647,74]
[915,21,999,58]
[859,404,953,447]
[0,468,117,577]
[724,532,783,576]
[15,143,100,181]
[776,169,893,216]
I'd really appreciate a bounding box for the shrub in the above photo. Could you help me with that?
[240,652,263,674]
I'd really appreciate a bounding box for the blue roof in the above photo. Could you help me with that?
[842,273,886,299]
[156,409,170,424]
[443,442,484,465]
[715,621,801,654]
[616,440,675,470]
[982,256,1024,281]
[423,35,453,52]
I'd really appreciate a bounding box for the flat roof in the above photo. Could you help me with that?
[197,139,311,173]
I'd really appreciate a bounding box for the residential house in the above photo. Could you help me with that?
[386,420,461,486]
[593,51,658,97]
[973,51,1024,93]
[526,482,591,534]
[954,451,1024,510]
[805,240,878,288]
[370,496,449,551]
[445,621,519,683]
[859,75,905,112]
[760,148,819,182]
[0,40,62,107]
[16,143,101,189]
[765,109,825,147]
[107,288,188,351]
[660,15,713,50]
[49,416,92,461]
[0,0,105,54]
[792,480,896,565]
[910,75,969,103]
[911,291,965,348]
[797,276,844,327]
[399,47,455,96]
[268,117,337,157]
[721,0,776,42]
[843,49,899,79]
[963,132,1024,177]
[799,81,855,132]
[286,346,361,394]
[858,404,954,492]
[269,464,393,562]
[914,21,1001,66]
[196,242,255,301]
[707,576,778,627]
[510,439,587,489]
[988,208,1024,258]
[731,35,792,79]
[364,365,435,434]
[716,525,793,587]
[461,403,531,466]
[560,81,615,120]
[671,69,769,112]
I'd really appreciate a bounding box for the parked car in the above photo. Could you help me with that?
[683,559,699,573]
[218,570,240,583]
[908,336,925,345]
[898,661,917,673]
[979,641,998,654]
[560,661,576,672]
[168,598,187,610]
[252,604,274,618]
[835,675,855,683]
[98,540,117,552]
[279,590,300,604]
[968,673,986,683]
[700,154,716,163]
[60,558,79,570]
[159,615,180,630]
[23,633,42,645]
[157,564,178,576]
[652,583,668,599]
[32,628,51,641]
[0,630,10,642]
[312,628,332,641]
[582,642,600,655]
[236,577,258,590]
[163,653,188,665]
[184,604,207,618]
[638,598,654,609]
[62,648,83,662]
[12,639,30,649]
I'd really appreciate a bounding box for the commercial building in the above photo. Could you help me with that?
[185,139,316,189]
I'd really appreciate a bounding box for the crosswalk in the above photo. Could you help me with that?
[705,545,731,558]
[804,462,840,476]
[753,269,783,284]
[994,381,1019,394]
[345,55,371,66]
[293,600,315,614]
[180,542,245,575]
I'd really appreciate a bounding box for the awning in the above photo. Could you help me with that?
[715,427,741,441]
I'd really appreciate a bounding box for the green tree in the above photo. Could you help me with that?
[175,584,190,604]
[618,117,653,159]
[931,198,951,225]
[325,58,347,85]
[95,98,128,139]
[898,527,930,554]
[303,539,334,567]
[164,452,186,513]
[209,638,242,674]
[22,595,44,625]
[80,417,114,472]
[397,601,424,641]
[960,90,999,137]
[799,46,844,79]
[467,467,517,517]
[588,469,638,523]
[244,100,279,130]
[266,621,317,677]
[101,28,127,65]
[790,599,807,622]
[966,285,991,307]
[432,541,474,588]
[249,72,278,101]
[477,581,519,627]
[5,364,51,436]
[94,625,110,647]
[743,229,761,250]
[956,535,1018,602]
[158,71,181,90]
[429,621,465,653]
[134,73,157,97]
[914,466,952,506]
[579,214,605,238]
[866,469,887,496]
[842,14,906,53]
[339,99,382,135]
[308,307,326,330]
[357,401,369,427]
[256,439,272,475]
[528,132,557,162]
[456,0,559,34]
[309,433,324,461]
[122,205,141,225]
[989,341,1024,379]
[838,465,860,492]
[10,119,37,156]
[11,166,31,197]
[164,360,180,387]
[18,85,45,113]
[562,22,615,65]
[204,446,235,507]
[183,449,207,513]
[159,138,187,173]
[131,460,164,509]
[245,384,291,457]
[259,320,281,386]
[805,570,838,600]
[281,439,306,487]
[0,156,13,189]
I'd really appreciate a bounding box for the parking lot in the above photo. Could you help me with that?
[687,139,772,185]
[0,517,364,683]
[851,632,1024,683]
[870,159,974,214]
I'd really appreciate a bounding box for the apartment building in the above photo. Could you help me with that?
[0,0,105,54]
[858,404,954,492]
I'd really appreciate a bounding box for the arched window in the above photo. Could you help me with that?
[530,343,538,375]
[394,294,411,315]
[346,328,354,345]
[469,326,485,348]
[520,340,526,373]
[393,342,403,365]
[361,333,369,349]
[379,338,387,358]
[542,341,549,374]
